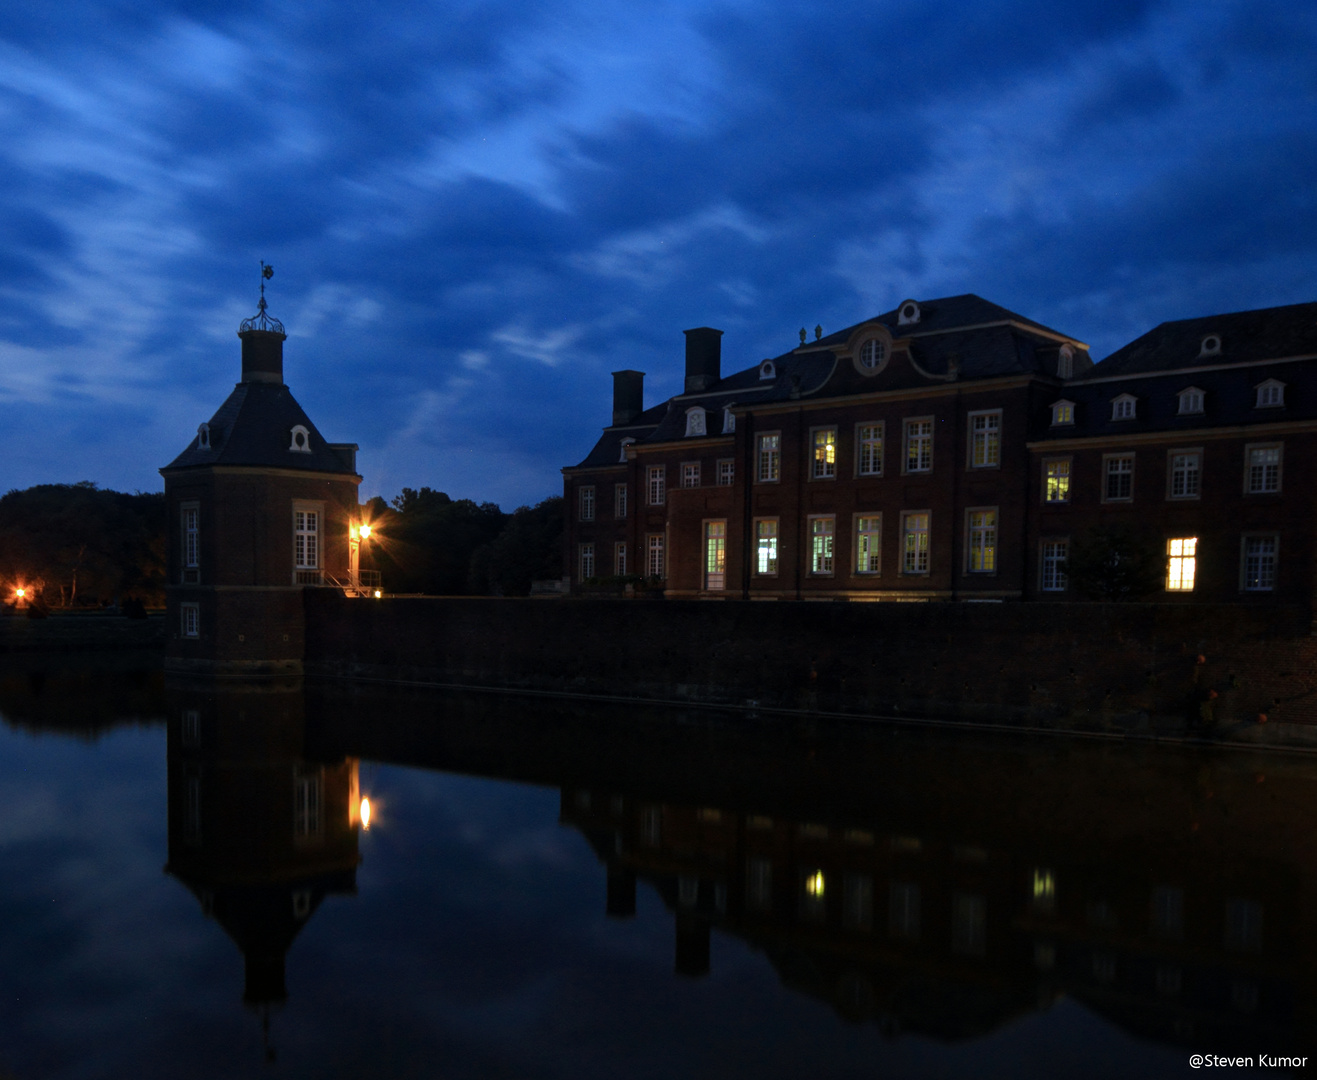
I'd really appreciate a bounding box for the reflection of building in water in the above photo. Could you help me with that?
[164,681,361,1013]
[561,787,1301,1050]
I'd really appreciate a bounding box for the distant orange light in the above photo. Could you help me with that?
[359,797,371,830]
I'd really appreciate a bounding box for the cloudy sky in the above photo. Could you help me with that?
[1,0,1314,509]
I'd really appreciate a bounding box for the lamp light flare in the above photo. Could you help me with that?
[359,797,371,830]
[15,588,25,599]
[357,523,372,540]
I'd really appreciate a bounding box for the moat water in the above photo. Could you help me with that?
[0,667,1312,1078]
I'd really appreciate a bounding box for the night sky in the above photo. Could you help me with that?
[1,1,1314,510]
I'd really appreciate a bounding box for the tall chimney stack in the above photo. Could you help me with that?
[683,328,723,395]
[611,370,645,426]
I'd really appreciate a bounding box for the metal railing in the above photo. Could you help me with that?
[321,569,382,597]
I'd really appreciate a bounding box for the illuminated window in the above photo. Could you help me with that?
[1169,452,1201,499]
[800,869,826,922]
[1040,539,1068,592]
[1104,454,1133,501]
[578,543,595,581]
[810,516,834,575]
[951,893,986,957]
[1255,380,1285,409]
[1111,394,1136,421]
[1044,460,1070,504]
[1050,400,1075,426]
[843,873,873,932]
[856,515,881,574]
[704,520,726,591]
[904,419,933,473]
[889,882,920,941]
[647,465,665,505]
[968,411,1000,468]
[967,509,997,573]
[717,459,734,486]
[1246,444,1281,493]
[578,485,595,522]
[682,462,700,488]
[1032,869,1056,915]
[614,483,627,518]
[1241,536,1277,591]
[755,519,778,575]
[614,542,627,576]
[857,423,883,476]
[812,428,837,479]
[1166,538,1196,591]
[1177,387,1204,415]
[902,512,930,575]
[757,433,780,482]
[646,534,665,579]
[181,602,200,639]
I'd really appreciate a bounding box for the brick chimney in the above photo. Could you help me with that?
[683,327,723,394]
[611,370,645,426]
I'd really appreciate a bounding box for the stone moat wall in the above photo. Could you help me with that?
[302,593,1317,738]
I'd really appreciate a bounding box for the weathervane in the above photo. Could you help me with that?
[240,260,286,335]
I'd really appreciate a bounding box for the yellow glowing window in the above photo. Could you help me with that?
[1045,460,1070,503]
[812,429,837,479]
[1032,868,1056,913]
[805,870,825,898]
[1166,537,1197,591]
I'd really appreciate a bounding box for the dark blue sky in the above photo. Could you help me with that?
[1,0,1314,509]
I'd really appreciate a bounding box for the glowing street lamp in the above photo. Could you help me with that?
[357,523,372,541]
[359,797,371,830]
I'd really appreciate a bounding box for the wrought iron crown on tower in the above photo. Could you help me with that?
[239,261,286,336]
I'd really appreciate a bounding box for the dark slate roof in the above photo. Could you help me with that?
[809,293,1081,350]
[162,381,358,474]
[1085,300,1317,377]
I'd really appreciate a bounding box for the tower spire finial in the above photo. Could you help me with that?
[240,261,286,336]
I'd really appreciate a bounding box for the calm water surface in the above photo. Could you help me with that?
[0,670,1310,1078]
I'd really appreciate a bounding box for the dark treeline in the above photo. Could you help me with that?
[0,483,563,607]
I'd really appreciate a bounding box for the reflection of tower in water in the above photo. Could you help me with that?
[164,679,361,1059]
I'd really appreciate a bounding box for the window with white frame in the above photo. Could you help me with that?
[755,519,778,575]
[717,459,734,486]
[684,407,706,437]
[578,485,595,521]
[904,419,933,473]
[810,517,834,575]
[646,534,665,578]
[705,521,726,590]
[1050,400,1075,426]
[181,602,200,638]
[614,542,627,576]
[1177,387,1204,415]
[969,412,1001,469]
[1057,347,1074,379]
[759,359,776,380]
[757,433,780,482]
[578,543,595,581]
[1111,394,1137,421]
[682,462,701,488]
[812,428,837,479]
[1168,451,1201,499]
[1040,539,1068,592]
[1044,460,1070,504]
[857,423,883,476]
[1166,537,1196,592]
[1255,380,1285,409]
[902,512,930,574]
[294,508,320,572]
[289,424,312,453]
[1104,454,1134,501]
[1241,536,1277,591]
[614,483,627,518]
[1246,444,1281,493]
[647,465,666,505]
[855,515,881,574]
[722,407,736,434]
[966,509,997,573]
[182,504,200,582]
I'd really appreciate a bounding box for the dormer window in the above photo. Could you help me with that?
[1050,399,1075,426]
[721,406,736,434]
[858,337,886,370]
[289,424,312,453]
[618,437,636,463]
[196,423,211,450]
[1198,334,1222,358]
[1057,346,1074,380]
[897,299,921,326]
[1255,379,1285,409]
[1177,387,1205,415]
[685,407,707,437]
[1111,394,1137,421]
[759,359,776,381]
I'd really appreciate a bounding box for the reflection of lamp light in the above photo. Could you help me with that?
[373,590,381,599]
[359,797,371,830]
